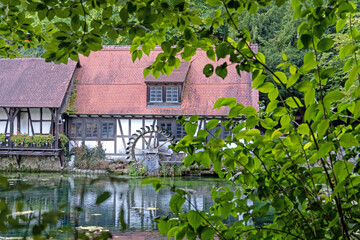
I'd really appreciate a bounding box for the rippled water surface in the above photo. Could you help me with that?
[1,173,241,237]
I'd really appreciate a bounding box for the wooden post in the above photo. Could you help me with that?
[9,108,14,148]
[54,108,59,149]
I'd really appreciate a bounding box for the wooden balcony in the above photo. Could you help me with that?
[0,136,63,156]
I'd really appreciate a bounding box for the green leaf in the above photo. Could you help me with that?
[206,49,216,61]
[187,210,202,230]
[96,191,111,205]
[339,43,353,60]
[317,38,334,52]
[300,33,312,49]
[286,97,303,108]
[336,18,347,33]
[252,74,266,89]
[345,66,359,91]
[334,161,354,183]
[206,119,219,130]
[287,73,300,88]
[120,7,128,23]
[213,97,237,109]
[207,0,222,6]
[169,194,185,215]
[297,123,309,135]
[317,119,329,138]
[158,219,171,236]
[323,91,345,110]
[215,43,228,59]
[203,64,214,77]
[200,227,216,240]
[185,122,197,136]
[184,154,195,167]
[339,133,359,148]
[257,82,275,93]
[199,152,211,168]
[228,105,244,118]
[215,62,228,79]
[273,71,287,84]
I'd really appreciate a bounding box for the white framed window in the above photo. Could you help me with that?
[149,86,162,102]
[166,87,178,102]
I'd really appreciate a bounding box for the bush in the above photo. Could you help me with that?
[71,142,108,170]
[0,133,5,143]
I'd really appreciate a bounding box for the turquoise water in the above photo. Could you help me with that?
[0,173,241,237]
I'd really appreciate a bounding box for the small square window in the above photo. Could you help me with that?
[102,122,115,139]
[70,122,82,138]
[176,123,186,138]
[166,87,178,102]
[150,87,162,102]
[86,122,98,138]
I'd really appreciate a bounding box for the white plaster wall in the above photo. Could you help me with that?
[116,138,126,153]
[30,108,40,120]
[85,141,98,148]
[0,122,6,133]
[32,122,40,134]
[42,108,52,120]
[0,108,6,119]
[144,119,154,126]
[20,112,29,134]
[130,119,143,135]
[13,117,17,133]
[102,141,114,154]
[42,122,51,134]
[120,119,129,135]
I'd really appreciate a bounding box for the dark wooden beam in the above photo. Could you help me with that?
[54,108,59,149]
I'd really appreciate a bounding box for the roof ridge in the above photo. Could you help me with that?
[101,45,163,51]
[0,58,45,61]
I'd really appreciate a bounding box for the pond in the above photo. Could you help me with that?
[0,173,270,238]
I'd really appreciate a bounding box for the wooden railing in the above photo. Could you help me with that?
[0,136,62,156]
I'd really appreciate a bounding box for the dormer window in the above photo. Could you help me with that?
[147,85,182,106]
[145,61,190,107]
[166,87,179,103]
[150,86,162,102]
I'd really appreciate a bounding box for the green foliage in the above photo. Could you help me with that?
[0,133,5,143]
[2,0,360,239]
[58,133,69,149]
[66,79,78,114]
[127,164,148,176]
[71,142,108,169]
[10,133,54,147]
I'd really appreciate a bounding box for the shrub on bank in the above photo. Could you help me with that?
[71,142,109,170]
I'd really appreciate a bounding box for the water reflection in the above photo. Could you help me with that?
[1,174,234,237]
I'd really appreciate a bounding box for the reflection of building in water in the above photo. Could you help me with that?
[3,176,231,235]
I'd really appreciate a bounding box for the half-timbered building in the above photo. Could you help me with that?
[67,45,259,159]
[0,45,259,164]
[0,58,78,165]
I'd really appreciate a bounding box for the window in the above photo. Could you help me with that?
[149,87,162,102]
[166,87,178,102]
[160,122,172,132]
[157,120,186,140]
[176,123,186,138]
[70,122,82,138]
[147,85,182,105]
[102,122,114,139]
[85,122,98,138]
[69,119,115,140]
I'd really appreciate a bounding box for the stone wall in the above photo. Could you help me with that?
[0,156,62,171]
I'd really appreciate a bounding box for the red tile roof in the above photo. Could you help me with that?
[74,45,258,116]
[0,58,77,108]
